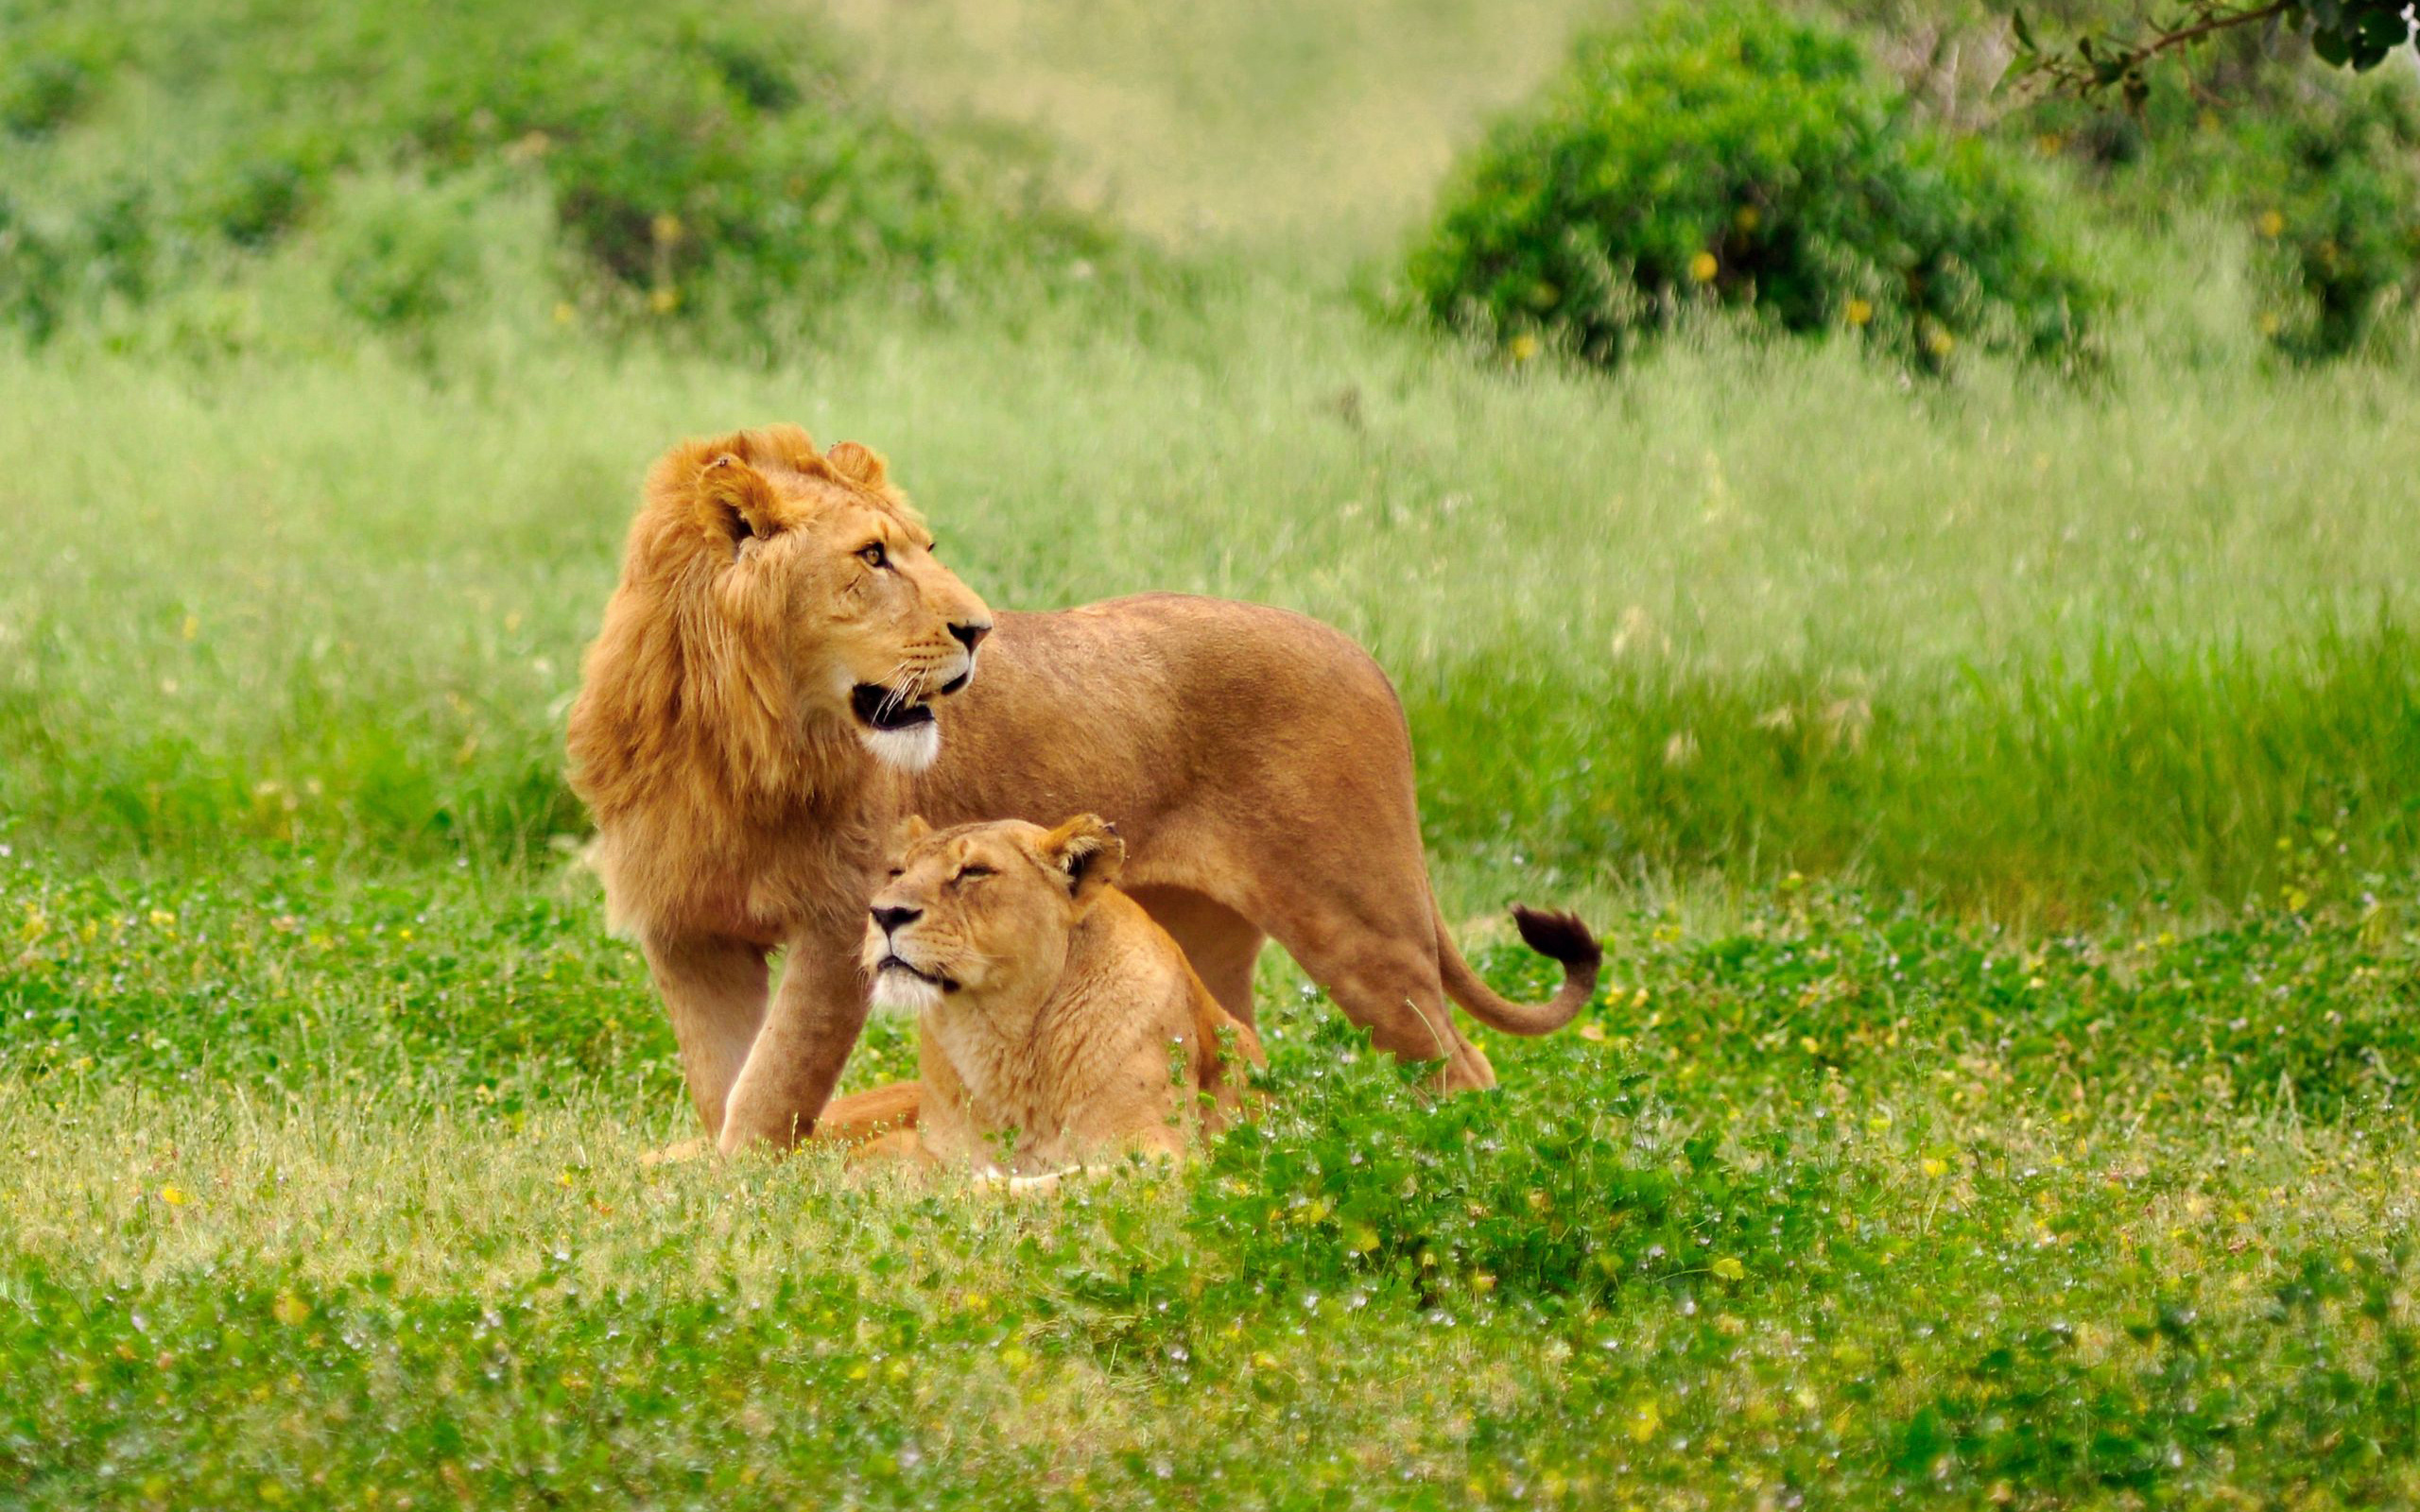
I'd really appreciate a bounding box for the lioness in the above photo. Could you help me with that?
[568,424,1599,1154]
[849,814,1259,1176]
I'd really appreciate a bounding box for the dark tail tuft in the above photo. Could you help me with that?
[1512,904,1601,971]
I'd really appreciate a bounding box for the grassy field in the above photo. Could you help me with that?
[6,0,2420,1506]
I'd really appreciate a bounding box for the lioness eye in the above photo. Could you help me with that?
[886,867,905,880]
[858,542,888,569]
[953,865,994,884]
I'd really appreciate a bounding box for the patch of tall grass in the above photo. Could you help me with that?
[3,261,2412,911]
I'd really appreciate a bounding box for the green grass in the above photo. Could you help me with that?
[6,0,2420,1504]
[5,269,2417,906]
[6,854,2418,1506]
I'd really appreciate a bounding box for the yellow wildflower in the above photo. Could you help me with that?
[1629,1400,1662,1443]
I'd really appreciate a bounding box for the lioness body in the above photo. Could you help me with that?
[857,816,1260,1175]
[569,427,1599,1155]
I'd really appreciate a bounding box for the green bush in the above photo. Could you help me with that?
[326,174,490,332]
[2226,87,2420,357]
[0,194,67,341]
[1407,3,2098,369]
[0,0,1114,348]
[2026,63,2420,359]
[0,53,97,139]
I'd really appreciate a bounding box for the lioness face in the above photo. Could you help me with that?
[699,441,994,773]
[861,814,1125,1014]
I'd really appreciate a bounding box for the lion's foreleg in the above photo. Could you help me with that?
[717,929,871,1155]
[642,932,771,1140]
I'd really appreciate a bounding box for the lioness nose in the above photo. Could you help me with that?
[871,904,923,935]
[948,620,992,653]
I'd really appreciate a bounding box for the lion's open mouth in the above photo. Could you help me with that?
[876,954,957,992]
[851,682,937,733]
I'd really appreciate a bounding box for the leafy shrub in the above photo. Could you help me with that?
[2228,85,2420,357]
[0,0,1114,347]
[0,196,65,341]
[1407,3,2098,369]
[397,13,1100,325]
[326,174,489,331]
[199,150,320,249]
[2028,62,2420,358]
[0,53,97,138]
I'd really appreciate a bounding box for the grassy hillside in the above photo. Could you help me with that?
[4,0,2419,1506]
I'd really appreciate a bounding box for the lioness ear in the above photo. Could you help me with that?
[1041,815,1123,907]
[886,814,933,858]
[699,453,779,550]
[824,441,888,489]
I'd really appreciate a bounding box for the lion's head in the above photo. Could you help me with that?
[860,814,1125,1014]
[570,425,994,835]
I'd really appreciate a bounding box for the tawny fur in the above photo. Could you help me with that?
[850,816,1262,1177]
[566,425,1599,1155]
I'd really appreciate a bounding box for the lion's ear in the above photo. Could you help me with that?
[886,814,933,858]
[1040,815,1123,907]
[699,453,780,548]
[824,441,888,489]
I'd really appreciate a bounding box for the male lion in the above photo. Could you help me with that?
[567,424,1599,1155]
[850,813,1260,1176]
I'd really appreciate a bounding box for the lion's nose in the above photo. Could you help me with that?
[948,620,992,653]
[871,904,923,935]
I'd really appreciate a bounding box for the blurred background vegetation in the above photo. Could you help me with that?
[1,0,2415,917]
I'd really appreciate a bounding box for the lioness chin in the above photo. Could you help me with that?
[567,424,1601,1155]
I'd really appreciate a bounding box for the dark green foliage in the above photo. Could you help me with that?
[0,0,1114,346]
[2231,84,2420,356]
[0,194,67,341]
[1408,3,2099,369]
[0,53,96,138]
[2013,0,2418,101]
[399,13,1089,323]
[1883,1246,2420,1498]
[327,178,485,331]
[1186,1037,1875,1317]
[200,151,318,249]
[2029,62,2420,357]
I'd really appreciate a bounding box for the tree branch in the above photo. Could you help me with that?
[2138,1,2295,63]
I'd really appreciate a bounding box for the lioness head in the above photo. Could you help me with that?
[861,814,1125,1014]
[595,424,994,779]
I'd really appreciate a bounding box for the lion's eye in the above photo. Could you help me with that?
[953,865,994,885]
[857,542,888,569]
[886,867,905,880]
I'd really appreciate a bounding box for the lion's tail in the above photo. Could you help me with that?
[1432,895,1601,1037]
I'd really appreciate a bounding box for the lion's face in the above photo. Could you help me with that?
[860,814,1124,1014]
[690,429,993,773]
